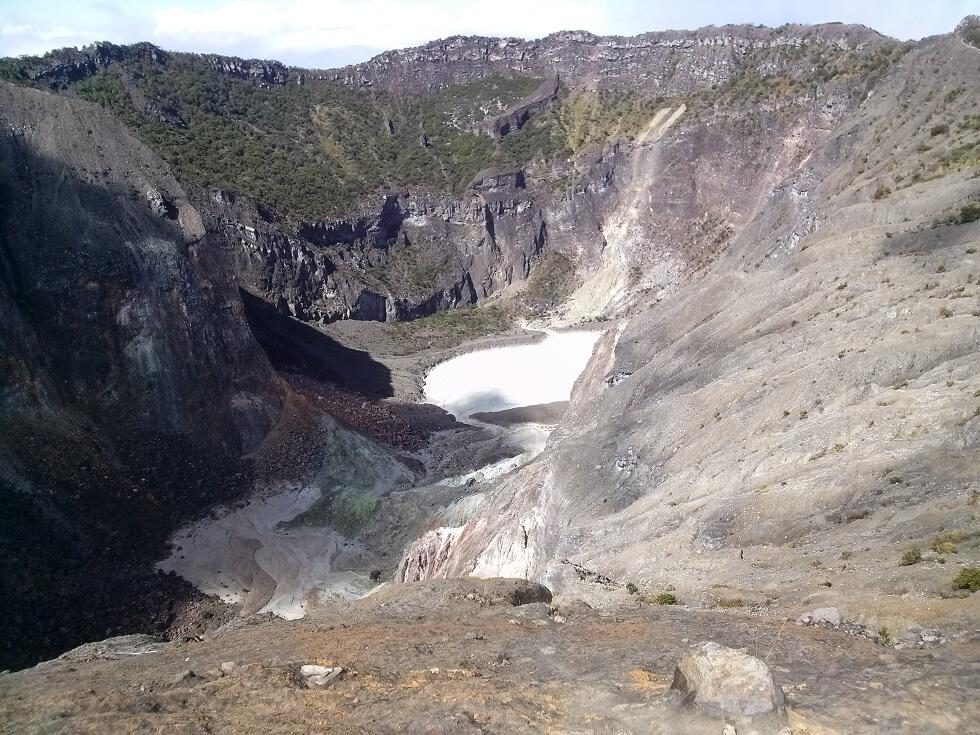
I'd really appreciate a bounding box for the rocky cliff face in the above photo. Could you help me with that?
[243,23,901,324]
[338,24,890,94]
[203,167,548,323]
[0,24,904,328]
[0,81,285,668]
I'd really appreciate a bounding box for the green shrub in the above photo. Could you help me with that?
[899,548,922,566]
[952,566,980,591]
[651,592,677,605]
[932,530,965,554]
[964,26,980,49]
[876,626,893,645]
[625,582,639,595]
[929,123,949,137]
[327,490,379,536]
[380,303,515,355]
[873,183,891,200]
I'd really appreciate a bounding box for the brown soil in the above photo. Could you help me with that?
[1,579,976,734]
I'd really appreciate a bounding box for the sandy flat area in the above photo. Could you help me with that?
[157,483,372,619]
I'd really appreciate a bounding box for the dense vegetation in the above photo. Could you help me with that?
[69,62,396,218]
[0,37,908,221]
[1,52,578,218]
[364,238,460,295]
[0,50,568,218]
[962,24,980,49]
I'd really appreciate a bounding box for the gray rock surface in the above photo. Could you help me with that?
[299,664,343,688]
[51,634,173,664]
[671,642,785,717]
[796,607,842,627]
[394,29,980,641]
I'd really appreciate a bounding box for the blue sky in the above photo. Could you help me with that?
[1,0,978,67]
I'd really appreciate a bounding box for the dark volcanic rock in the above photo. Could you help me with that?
[0,81,284,669]
[202,54,291,86]
[482,75,559,137]
[203,174,547,323]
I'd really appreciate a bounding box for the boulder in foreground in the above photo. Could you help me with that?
[671,641,786,717]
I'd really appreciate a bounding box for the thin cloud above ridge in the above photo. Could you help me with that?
[150,0,608,66]
[0,0,977,66]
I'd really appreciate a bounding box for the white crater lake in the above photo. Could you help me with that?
[424,329,603,420]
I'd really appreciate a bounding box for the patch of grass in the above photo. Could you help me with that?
[516,251,577,317]
[932,530,965,554]
[952,566,980,591]
[899,548,922,566]
[650,592,677,605]
[718,598,744,609]
[380,302,515,355]
[325,490,380,536]
[958,115,980,133]
[557,88,672,154]
[876,627,893,646]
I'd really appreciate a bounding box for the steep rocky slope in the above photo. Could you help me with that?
[397,29,980,639]
[0,81,287,668]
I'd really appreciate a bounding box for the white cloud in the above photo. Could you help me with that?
[151,0,609,64]
[1,0,977,64]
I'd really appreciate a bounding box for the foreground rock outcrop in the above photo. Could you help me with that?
[671,642,786,719]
